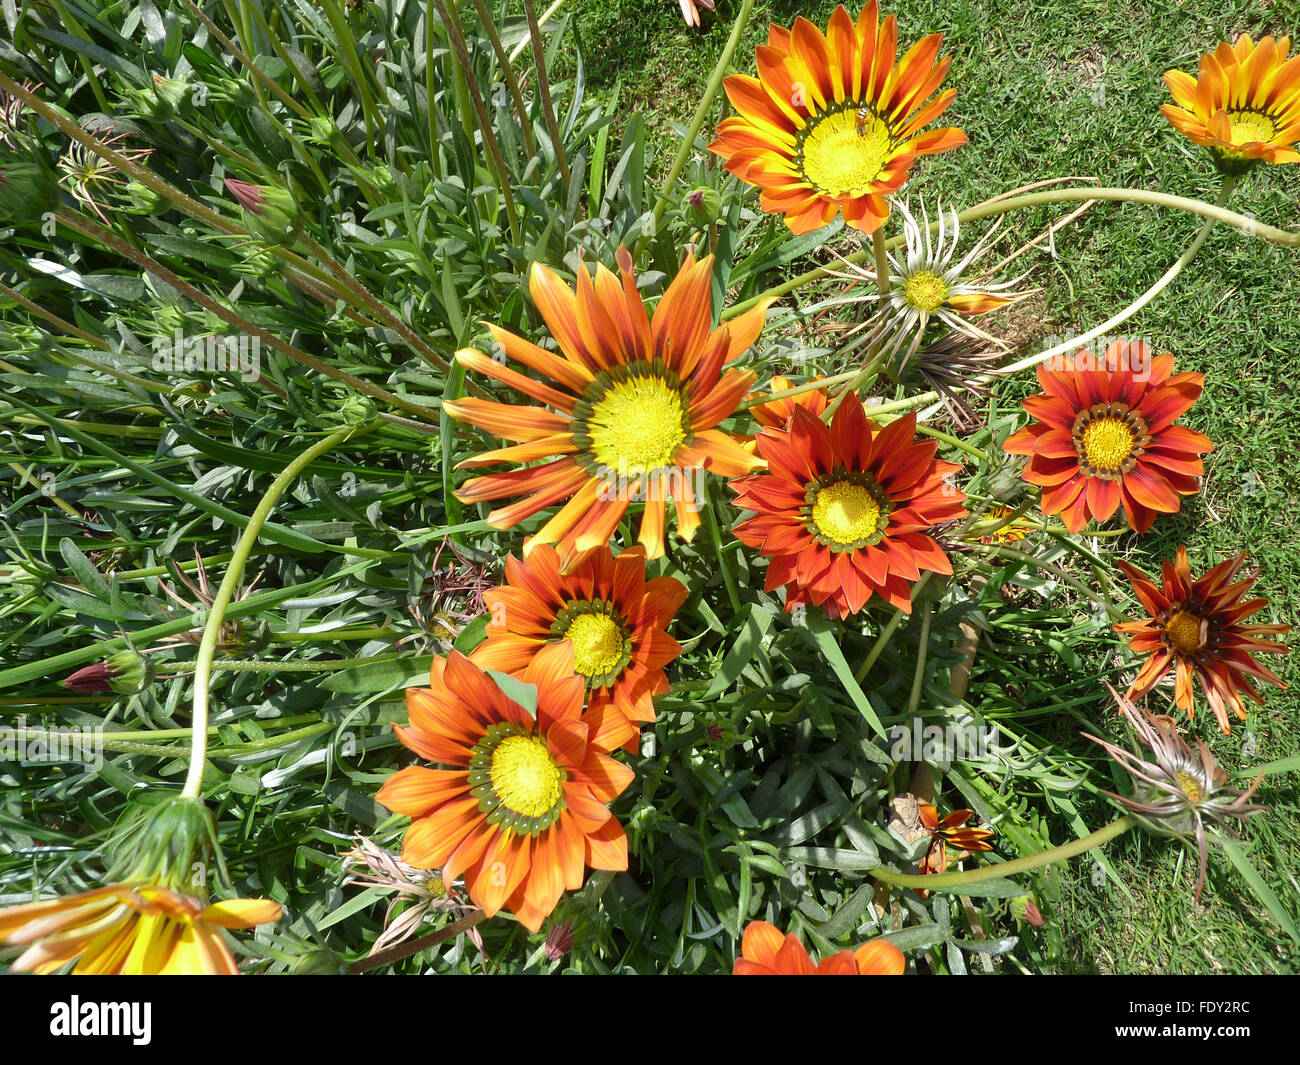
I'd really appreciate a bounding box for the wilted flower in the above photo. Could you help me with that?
[1083,687,1266,902]
[676,0,715,27]
[58,128,154,223]
[341,836,467,956]
[0,80,40,148]
[837,199,1031,375]
[543,921,575,962]
[917,800,994,877]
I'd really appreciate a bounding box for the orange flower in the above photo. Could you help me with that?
[972,504,1032,546]
[1160,34,1300,172]
[918,801,994,877]
[376,643,634,933]
[733,920,905,974]
[1115,548,1291,734]
[0,883,281,974]
[709,2,965,235]
[471,543,687,753]
[446,249,771,571]
[749,374,829,428]
[1002,342,1212,533]
[730,392,966,616]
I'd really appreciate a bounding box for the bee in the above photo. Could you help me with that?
[855,106,872,136]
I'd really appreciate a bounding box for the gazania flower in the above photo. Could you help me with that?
[970,504,1032,546]
[446,249,771,570]
[733,920,905,974]
[1160,35,1300,172]
[749,374,829,428]
[0,883,282,974]
[730,392,966,616]
[470,543,687,753]
[376,643,634,933]
[709,2,966,235]
[1083,686,1265,902]
[918,801,994,877]
[837,199,1031,373]
[1115,548,1290,734]
[1002,342,1212,533]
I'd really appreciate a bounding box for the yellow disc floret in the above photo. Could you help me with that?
[1164,609,1205,656]
[811,481,882,547]
[1176,769,1206,804]
[489,735,565,820]
[566,611,626,678]
[902,270,951,312]
[587,375,687,474]
[1081,418,1136,472]
[800,109,892,198]
[1226,110,1277,148]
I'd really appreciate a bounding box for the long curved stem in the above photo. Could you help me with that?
[181,424,369,799]
[871,815,1136,890]
[724,177,1282,320]
[1003,175,1237,374]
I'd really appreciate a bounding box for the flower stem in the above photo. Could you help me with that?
[872,227,891,297]
[723,177,1275,320]
[522,0,570,191]
[640,0,757,253]
[181,424,371,799]
[1002,175,1238,374]
[348,909,486,974]
[872,814,1137,890]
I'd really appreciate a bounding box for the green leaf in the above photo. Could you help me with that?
[806,612,887,740]
[485,670,538,716]
[703,602,773,699]
[1221,840,1300,945]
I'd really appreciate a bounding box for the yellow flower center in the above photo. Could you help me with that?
[811,481,882,547]
[1175,770,1205,804]
[902,270,950,312]
[1164,609,1204,655]
[587,374,687,474]
[566,611,626,678]
[1081,418,1136,472]
[800,108,892,198]
[1226,109,1277,147]
[489,735,565,820]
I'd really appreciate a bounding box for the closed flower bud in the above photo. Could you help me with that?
[63,649,154,696]
[225,177,304,245]
[1010,894,1044,926]
[683,186,722,227]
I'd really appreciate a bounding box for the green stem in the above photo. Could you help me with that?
[1002,176,1237,375]
[639,0,757,254]
[872,227,891,297]
[522,0,570,190]
[723,177,1277,320]
[904,603,931,718]
[467,0,537,158]
[871,815,1136,890]
[182,425,366,799]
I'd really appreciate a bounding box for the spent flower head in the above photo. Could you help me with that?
[1082,686,1265,903]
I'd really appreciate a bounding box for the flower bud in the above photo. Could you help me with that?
[683,186,723,227]
[225,177,304,245]
[1010,894,1044,926]
[63,648,155,696]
